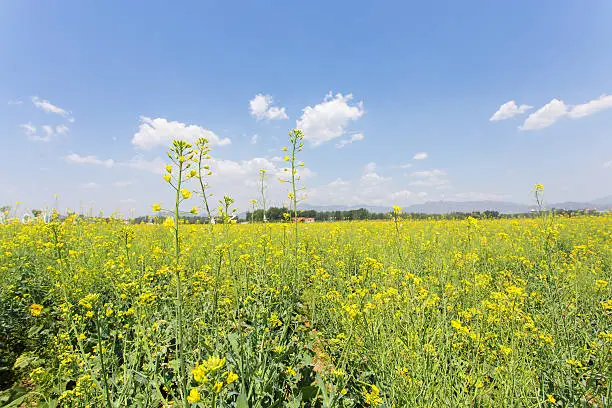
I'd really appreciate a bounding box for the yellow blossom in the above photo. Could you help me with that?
[187,388,201,403]
[180,188,192,199]
[29,303,43,316]
[226,371,239,385]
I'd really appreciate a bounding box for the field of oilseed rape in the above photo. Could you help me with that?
[0,136,611,408]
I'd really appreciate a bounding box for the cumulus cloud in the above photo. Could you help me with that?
[336,132,365,148]
[31,96,73,121]
[520,99,568,131]
[132,117,231,150]
[520,94,612,131]
[412,152,428,160]
[249,94,288,121]
[251,134,258,144]
[64,154,115,168]
[489,100,532,121]
[297,92,364,146]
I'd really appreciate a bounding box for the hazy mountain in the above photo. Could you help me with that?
[404,201,532,214]
[299,196,612,214]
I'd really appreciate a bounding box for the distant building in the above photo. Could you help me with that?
[293,217,315,223]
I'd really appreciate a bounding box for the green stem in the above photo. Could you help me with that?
[174,158,188,407]
[96,317,113,408]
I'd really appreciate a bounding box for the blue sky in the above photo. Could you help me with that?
[1,1,611,216]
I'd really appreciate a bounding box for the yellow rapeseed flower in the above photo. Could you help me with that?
[212,381,223,393]
[152,203,162,212]
[180,188,192,199]
[362,384,383,406]
[226,371,239,385]
[187,388,201,403]
[29,303,43,316]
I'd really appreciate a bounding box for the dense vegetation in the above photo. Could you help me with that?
[0,212,610,407]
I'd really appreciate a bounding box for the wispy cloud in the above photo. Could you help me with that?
[31,96,74,122]
[336,132,364,148]
[20,123,69,142]
[65,153,115,168]
[412,152,428,160]
[409,169,449,186]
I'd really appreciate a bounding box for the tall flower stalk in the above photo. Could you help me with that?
[193,138,214,226]
[259,169,268,223]
[158,139,195,406]
[280,129,305,273]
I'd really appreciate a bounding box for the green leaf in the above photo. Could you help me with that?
[236,390,249,408]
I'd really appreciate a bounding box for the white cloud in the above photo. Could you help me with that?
[397,163,412,169]
[391,190,412,200]
[8,99,23,105]
[132,117,231,150]
[65,154,115,168]
[412,152,428,160]
[249,94,288,121]
[56,124,69,135]
[20,123,36,135]
[417,192,428,198]
[327,178,350,188]
[568,94,612,119]
[604,160,612,168]
[251,134,258,144]
[361,162,391,184]
[520,94,612,131]
[114,181,133,187]
[297,92,365,146]
[361,172,391,184]
[31,96,73,120]
[20,123,68,142]
[364,162,377,172]
[82,182,99,189]
[336,132,365,148]
[520,99,568,131]
[409,169,449,186]
[410,169,446,178]
[489,100,532,121]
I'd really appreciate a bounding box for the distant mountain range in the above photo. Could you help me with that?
[301,196,612,214]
